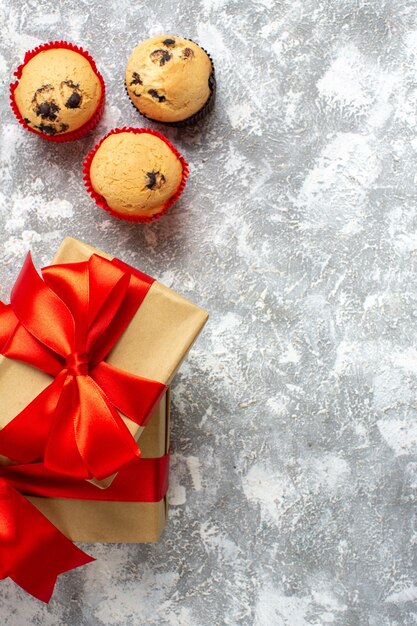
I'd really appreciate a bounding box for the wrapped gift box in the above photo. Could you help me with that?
[0,237,208,543]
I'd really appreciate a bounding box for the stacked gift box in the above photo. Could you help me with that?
[0,237,208,600]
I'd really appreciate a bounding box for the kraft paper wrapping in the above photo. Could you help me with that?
[29,391,170,542]
[0,237,208,541]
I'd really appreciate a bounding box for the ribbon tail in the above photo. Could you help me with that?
[10,535,94,604]
[91,361,167,428]
[43,376,89,479]
[0,479,94,603]
[75,376,141,480]
[44,375,140,480]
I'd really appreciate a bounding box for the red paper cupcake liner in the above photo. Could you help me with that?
[9,40,106,143]
[125,38,215,127]
[83,127,189,224]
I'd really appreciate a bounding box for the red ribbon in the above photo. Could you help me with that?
[0,454,169,602]
[1,454,170,502]
[0,252,170,602]
[0,253,167,480]
[0,477,94,603]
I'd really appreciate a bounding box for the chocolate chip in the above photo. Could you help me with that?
[32,85,59,119]
[34,84,54,95]
[34,123,57,135]
[62,80,79,89]
[182,47,194,59]
[35,100,60,121]
[146,171,166,189]
[150,49,172,66]
[23,117,31,124]
[65,92,82,108]
[146,171,156,189]
[163,38,176,46]
[34,122,69,135]
[60,80,82,110]
[130,72,143,85]
[148,89,166,102]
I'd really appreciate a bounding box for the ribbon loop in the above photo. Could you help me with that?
[0,252,167,480]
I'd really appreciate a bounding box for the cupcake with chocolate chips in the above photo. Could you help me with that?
[125,35,215,126]
[83,128,188,223]
[10,41,105,142]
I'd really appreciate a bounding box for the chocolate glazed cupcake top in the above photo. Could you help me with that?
[125,35,213,123]
[13,47,102,136]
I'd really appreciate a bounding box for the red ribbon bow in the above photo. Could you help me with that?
[0,253,167,480]
[0,252,171,602]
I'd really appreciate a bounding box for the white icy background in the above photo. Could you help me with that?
[1,1,417,624]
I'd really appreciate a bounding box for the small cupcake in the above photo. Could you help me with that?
[83,128,188,223]
[10,41,105,142]
[125,35,215,126]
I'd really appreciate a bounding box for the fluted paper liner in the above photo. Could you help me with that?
[10,41,106,143]
[83,127,189,223]
[125,38,216,127]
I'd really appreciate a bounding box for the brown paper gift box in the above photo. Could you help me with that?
[29,391,171,542]
[0,237,208,541]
